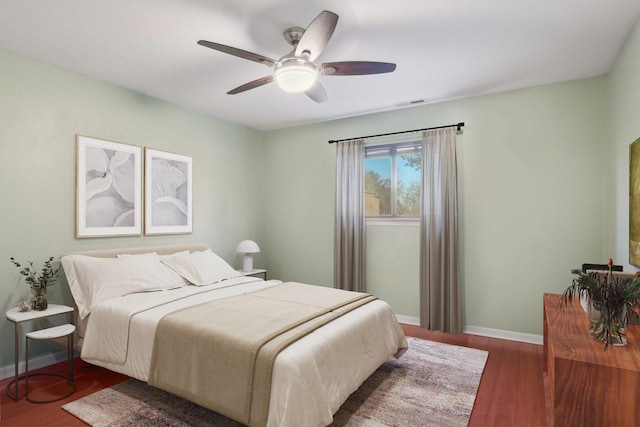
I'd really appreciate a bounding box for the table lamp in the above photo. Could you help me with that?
[237,240,260,272]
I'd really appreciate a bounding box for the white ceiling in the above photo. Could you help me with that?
[1,1,639,131]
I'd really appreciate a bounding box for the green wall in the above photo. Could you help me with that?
[262,77,609,336]
[608,18,640,270]
[0,48,265,368]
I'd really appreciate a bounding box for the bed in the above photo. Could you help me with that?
[60,243,407,427]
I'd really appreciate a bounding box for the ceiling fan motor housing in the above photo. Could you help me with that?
[283,27,305,47]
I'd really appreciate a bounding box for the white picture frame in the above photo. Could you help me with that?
[144,148,193,235]
[76,135,143,238]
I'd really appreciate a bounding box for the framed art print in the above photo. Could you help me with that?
[76,135,142,238]
[144,148,193,235]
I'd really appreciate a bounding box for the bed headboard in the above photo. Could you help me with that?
[63,242,210,259]
[62,243,211,352]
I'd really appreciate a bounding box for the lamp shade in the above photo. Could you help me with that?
[236,240,260,254]
[274,58,318,93]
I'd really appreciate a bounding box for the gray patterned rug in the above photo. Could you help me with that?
[63,337,488,427]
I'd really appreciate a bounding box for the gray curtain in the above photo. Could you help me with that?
[334,139,365,292]
[419,127,462,333]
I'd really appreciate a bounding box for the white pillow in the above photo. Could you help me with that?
[118,251,190,286]
[160,249,241,286]
[61,252,184,319]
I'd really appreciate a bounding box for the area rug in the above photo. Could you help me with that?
[62,337,488,427]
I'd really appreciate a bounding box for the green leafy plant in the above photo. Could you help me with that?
[10,256,61,290]
[561,258,640,349]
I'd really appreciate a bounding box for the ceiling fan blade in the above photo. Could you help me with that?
[198,40,276,67]
[305,81,328,103]
[227,76,274,95]
[322,61,396,76]
[295,11,338,61]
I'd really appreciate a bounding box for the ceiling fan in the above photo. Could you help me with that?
[197,10,396,103]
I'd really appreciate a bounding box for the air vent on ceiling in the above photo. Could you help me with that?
[395,98,428,108]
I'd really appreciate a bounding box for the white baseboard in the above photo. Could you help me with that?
[395,314,421,326]
[0,350,70,381]
[463,325,543,345]
[396,314,543,345]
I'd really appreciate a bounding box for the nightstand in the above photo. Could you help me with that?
[5,304,75,402]
[239,269,267,280]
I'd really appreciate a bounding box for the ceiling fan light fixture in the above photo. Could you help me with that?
[274,58,318,93]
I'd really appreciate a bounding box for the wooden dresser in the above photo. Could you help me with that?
[543,293,640,427]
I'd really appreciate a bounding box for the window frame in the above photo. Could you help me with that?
[364,140,422,222]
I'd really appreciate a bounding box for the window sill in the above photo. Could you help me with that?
[366,218,420,226]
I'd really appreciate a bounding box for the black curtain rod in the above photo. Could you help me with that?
[327,122,465,144]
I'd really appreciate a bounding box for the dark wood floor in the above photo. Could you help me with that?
[0,324,547,426]
[403,325,547,427]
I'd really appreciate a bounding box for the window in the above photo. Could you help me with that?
[365,141,421,218]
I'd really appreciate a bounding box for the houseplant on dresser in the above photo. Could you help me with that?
[562,258,640,348]
[10,256,61,310]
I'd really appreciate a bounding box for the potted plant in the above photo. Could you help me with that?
[562,258,640,348]
[10,256,61,311]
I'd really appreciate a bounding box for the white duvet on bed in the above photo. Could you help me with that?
[81,277,407,427]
